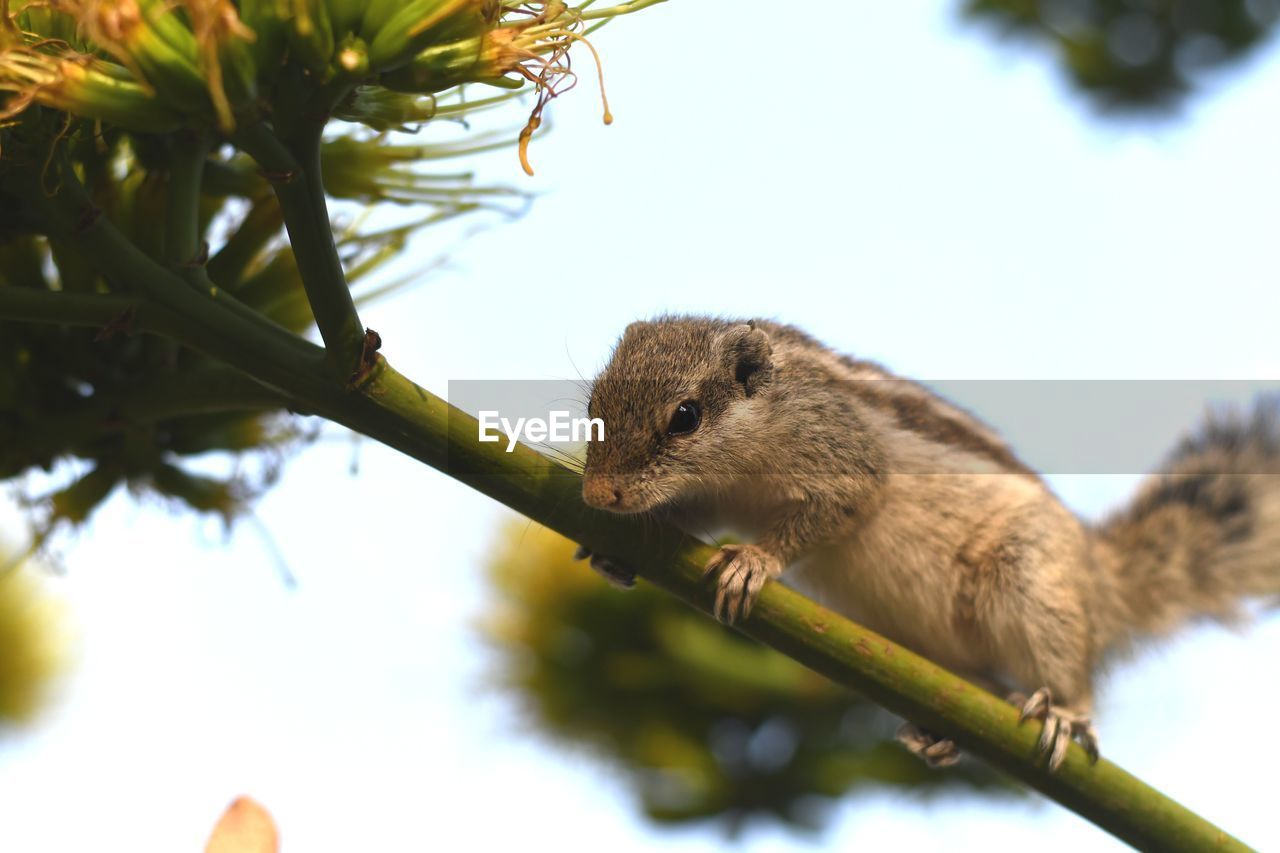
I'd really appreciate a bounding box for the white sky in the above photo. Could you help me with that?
[3,2,1280,850]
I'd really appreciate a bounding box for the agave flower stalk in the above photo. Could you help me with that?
[0,0,665,580]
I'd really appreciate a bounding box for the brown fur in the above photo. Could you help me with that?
[582,316,1280,763]
[1093,402,1280,651]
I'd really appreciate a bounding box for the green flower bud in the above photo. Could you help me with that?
[332,85,435,131]
[365,0,492,73]
[378,33,506,95]
[284,0,334,74]
[333,34,369,78]
[0,51,184,132]
[236,0,286,87]
[53,0,212,115]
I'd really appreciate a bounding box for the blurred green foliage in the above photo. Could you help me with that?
[0,123,483,540]
[965,0,1280,108]
[482,520,1016,834]
[0,0,555,544]
[0,105,517,545]
[0,552,66,726]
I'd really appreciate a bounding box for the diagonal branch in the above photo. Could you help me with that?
[0,281,1253,852]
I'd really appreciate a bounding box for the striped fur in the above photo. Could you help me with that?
[582,316,1280,762]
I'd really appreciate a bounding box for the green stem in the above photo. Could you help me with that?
[0,284,343,420]
[23,164,325,379]
[165,131,212,273]
[0,288,154,328]
[0,281,1253,851]
[233,115,365,379]
[92,367,288,420]
[206,196,284,290]
[201,159,267,198]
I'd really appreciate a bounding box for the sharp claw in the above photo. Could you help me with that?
[589,556,636,590]
[1049,725,1070,772]
[932,751,961,768]
[1038,711,1058,755]
[742,572,767,620]
[1080,724,1101,764]
[922,739,960,767]
[897,722,961,768]
[1011,687,1101,771]
[577,546,636,590]
[1019,687,1052,723]
[713,582,729,623]
[702,551,725,579]
[726,587,743,625]
[597,568,636,590]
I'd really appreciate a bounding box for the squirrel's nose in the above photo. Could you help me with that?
[583,476,622,509]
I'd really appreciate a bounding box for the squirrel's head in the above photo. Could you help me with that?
[581,317,774,514]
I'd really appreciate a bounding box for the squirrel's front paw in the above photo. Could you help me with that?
[703,544,782,624]
[573,545,636,590]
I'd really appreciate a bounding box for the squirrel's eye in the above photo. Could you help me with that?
[667,400,701,436]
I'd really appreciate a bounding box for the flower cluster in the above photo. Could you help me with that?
[0,0,656,537]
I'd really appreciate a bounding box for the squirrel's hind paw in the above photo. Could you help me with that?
[703,544,782,624]
[896,722,962,768]
[573,545,636,590]
[1011,688,1101,771]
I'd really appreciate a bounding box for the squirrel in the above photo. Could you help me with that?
[575,315,1280,770]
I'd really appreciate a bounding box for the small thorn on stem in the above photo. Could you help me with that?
[178,240,210,268]
[94,306,137,341]
[74,203,101,234]
[257,167,299,185]
[347,328,384,388]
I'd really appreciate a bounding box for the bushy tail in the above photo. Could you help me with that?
[1094,400,1280,647]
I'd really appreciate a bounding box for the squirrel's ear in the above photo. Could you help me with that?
[720,322,772,396]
